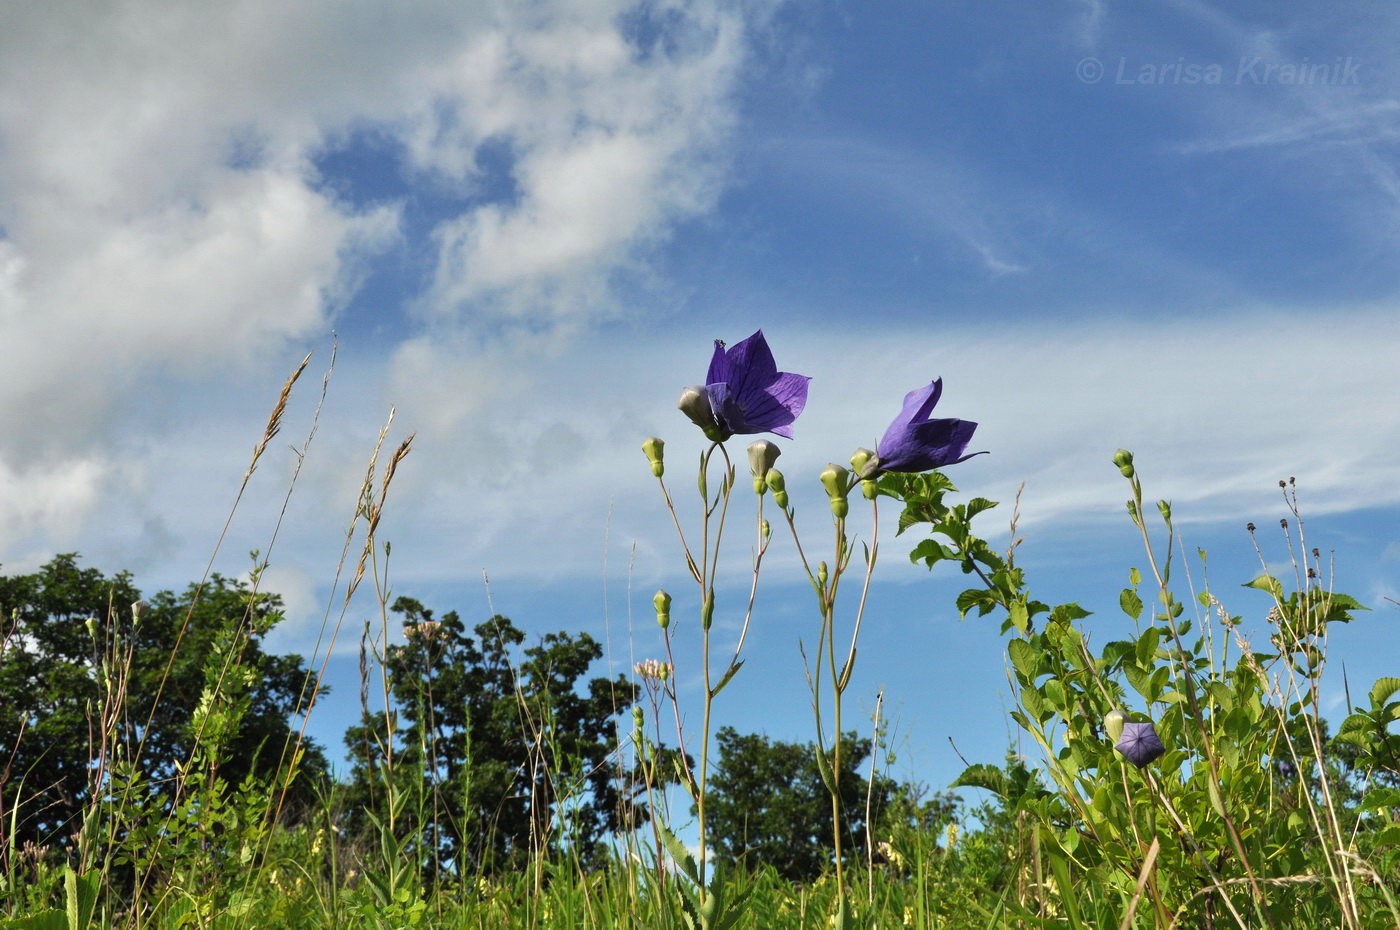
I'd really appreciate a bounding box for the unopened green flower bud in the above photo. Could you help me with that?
[701,592,715,631]
[1126,499,1138,520]
[818,561,829,588]
[1104,709,1127,744]
[766,469,786,493]
[654,590,672,629]
[1157,500,1171,521]
[820,464,849,518]
[861,479,878,501]
[1113,449,1135,478]
[633,706,645,730]
[748,440,781,482]
[85,616,99,639]
[774,489,789,510]
[642,437,665,478]
[678,386,723,441]
[819,464,849,499]
[762,519,771,539]
[131,599,149,625]
[849,448,876,479]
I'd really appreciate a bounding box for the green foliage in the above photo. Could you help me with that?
[700,726,904,881]
[0,554,327,856]
[893,457,1400,928]
[342,596,645,877]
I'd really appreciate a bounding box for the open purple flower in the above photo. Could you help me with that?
[866,379,985,476]
[1116,721,1166,769]
[681,330,810,441]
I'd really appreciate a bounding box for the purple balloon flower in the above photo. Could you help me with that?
[699,330,810,440]
[868,379,985,475]
[1116,721,1166,769]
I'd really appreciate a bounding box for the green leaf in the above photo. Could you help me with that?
[1371,677,1400,709]
[965,496,999,520]
[1049,602,1091,625]
[814,746,837,796]
[1136,626,1161,667]
[1007,639,1038,681]
[656,820,700,886]
[711,660,744,698]
[1021,687,1046,723]
[1125,664,1152,702]
[1245,574,1284,600]
[951,763,1009,797]
[1119,588,1143,621]
[1008,600,1030,634]
[1360,787,1400,814]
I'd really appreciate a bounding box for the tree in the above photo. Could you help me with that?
[703,726,910,881]
[343,597,646,877]
[0,554,328,852]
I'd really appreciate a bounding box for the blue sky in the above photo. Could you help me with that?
[1,1,1398,821]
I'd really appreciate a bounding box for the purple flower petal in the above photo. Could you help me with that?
[698,330,810,440]
[1116,722,1166,769]
[873,379,985,473]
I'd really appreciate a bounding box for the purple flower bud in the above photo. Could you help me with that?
[1115,721,1166,769]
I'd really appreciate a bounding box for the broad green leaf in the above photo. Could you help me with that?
[1125,664,1153,701]
[1245,574,1284,599]
[1021,686,1046,723]
[1008,600,1030,634]
[1371,677,1400,709]
[1136,626,1161,667]
[1008,638,1038,681]
[1360,787,1400,814]
[1119,587,1143,621]
[951,763,1009,797]
[965,496,999,520]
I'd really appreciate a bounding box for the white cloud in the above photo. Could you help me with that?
[0,0,766,569]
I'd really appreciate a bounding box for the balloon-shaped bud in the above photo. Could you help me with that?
[654,590,672,629]
[85,616,99,639]
[819,464,849,499]
[633,705,645,730]
[678,386,726,442]
[748,440,781,482]
[820,464,849,518]
[818,561,829,588]
[1104,709,1127,744]
[861,479,878,501]
[762,519,771,540]
[642,437,665,478]
[767,469,789,510]
[1113,449,1135,478]
[850,448,877,479]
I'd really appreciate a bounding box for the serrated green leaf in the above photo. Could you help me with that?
[1245,574,1284,599]
[1021,686,1046,723]
[1007,638,1037,681]
[965,496,999,520]
[1371,677,1400,709]
[656,820,700,886]
[1008,600,1030,634]
[1360,787,1400,814]
[951,763,1009,797]
[1125,664,1152,701]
